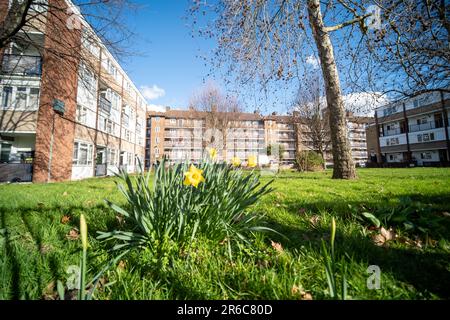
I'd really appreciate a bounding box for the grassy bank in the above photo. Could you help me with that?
[1,168,449,299]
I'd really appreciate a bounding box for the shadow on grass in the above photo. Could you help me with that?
[278,192,450,241]
[265,194,450,299]
[0,204,120,299]
[0,210,21,299]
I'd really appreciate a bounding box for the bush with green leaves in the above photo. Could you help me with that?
[98,158,275,258]
[295,150,325,172]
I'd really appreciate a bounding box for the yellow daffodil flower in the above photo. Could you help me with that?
[183,164,205,188]
[247,155,257,168]
[209,148,218,160]
[231,156,241,167]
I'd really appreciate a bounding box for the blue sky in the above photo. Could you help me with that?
[101,0,388,116]
[119,0,214,110]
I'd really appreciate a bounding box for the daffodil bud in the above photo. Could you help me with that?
[80,214,88,250]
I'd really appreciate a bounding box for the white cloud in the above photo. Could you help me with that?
[306,55,320,69]
[342,92,390,116]
[147,104,167,113]
[140,85,166,101]
[296,92,390,117]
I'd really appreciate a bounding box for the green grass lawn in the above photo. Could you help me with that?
[1,168,450,300]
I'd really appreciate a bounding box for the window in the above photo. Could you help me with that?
[155,127,160,133]
[155,117,160,122]
[16,87,27,109]
[107,59,117,77]
[1,87,13,108]
[136,122,142,135]
[417,117,428,125]
[73,142,93,166]
[418,133,435,142]
[170,118,176,124]
[79,63,96,92]
[77,105,87,124]
[155,148,159,156]
[421,152,432,160]
[29,88,40,109]
[155,137,160,144]
[107,148,117,166]
[1,86,40,110]
[106,119,113,134]
[127,153,133,165]
[122,113,130,127]
[82,28,100,57]
[110,90,120,110]
[1,143,11,163]
[124,80,131,93]
[386,137,399,146]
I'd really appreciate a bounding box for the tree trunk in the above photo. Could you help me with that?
[307,0,356,179]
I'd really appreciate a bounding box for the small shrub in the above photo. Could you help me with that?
[98,158,275,259]
[296,150,325,172]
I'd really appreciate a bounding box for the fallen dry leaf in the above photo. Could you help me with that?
[298,208,307,215]
[380,227,396,241]
[442,212,450,218]
[271,240,283,253]
[61,215,71,224]
[115,215,124,225]
[372,234,386,247]
[372,227,397,247]
[309,215,321,227]
[63,191,68,196]
[117,260,126,271]
[301,291,313,300]
[291,285,300,295]
[291,285,313,300]
[66,229,79,240]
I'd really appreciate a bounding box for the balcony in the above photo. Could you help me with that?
[409,121,443,133]
[383,128,404,137]
[1,54,42,76]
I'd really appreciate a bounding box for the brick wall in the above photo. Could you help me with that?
[33,0,81,182]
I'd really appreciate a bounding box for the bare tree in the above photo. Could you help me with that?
[293,72,330,169]
[339,0,450,98]
[189,0,370,179]
[189,81,243,159]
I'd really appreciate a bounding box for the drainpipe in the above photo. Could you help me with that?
[47,112,56,182]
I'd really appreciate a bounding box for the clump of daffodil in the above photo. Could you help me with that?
[208,148,218,160]
[231,156,241,167]
[183,164,205,188]
[247,155,257,168]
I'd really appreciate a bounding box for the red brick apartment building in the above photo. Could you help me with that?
[366,90,450,166]
[0,0,147,183]
[145,108,372,169]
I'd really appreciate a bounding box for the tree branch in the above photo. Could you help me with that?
[324,13,372,33]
